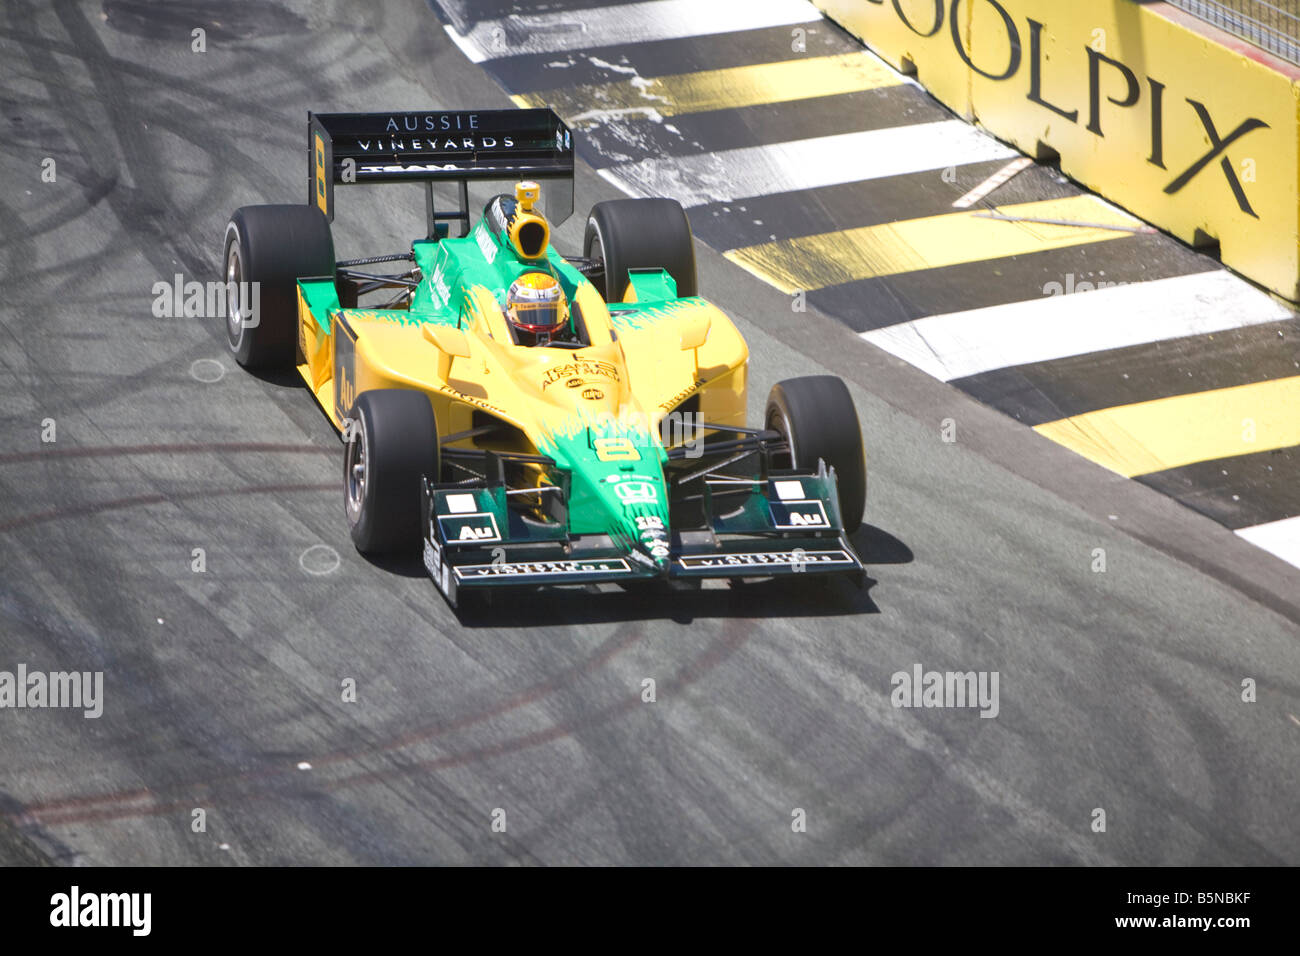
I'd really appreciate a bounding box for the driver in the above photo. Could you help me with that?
[505,270,574,346]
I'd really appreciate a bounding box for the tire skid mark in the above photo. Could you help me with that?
[20,622,648,818]
[0,482,335,533]
[12,1,300,302]
[17,623,752,828]
[0,441,335,466]
[0,332,260,431]
[0,187,105,256]
[2,3,360,429]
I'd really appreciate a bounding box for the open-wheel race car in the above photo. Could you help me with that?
[221,108,867,606]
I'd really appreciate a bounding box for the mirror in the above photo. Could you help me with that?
[423,323,472,357]
[679,314,711,351]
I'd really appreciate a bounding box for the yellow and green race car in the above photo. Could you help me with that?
[222,109,867,606]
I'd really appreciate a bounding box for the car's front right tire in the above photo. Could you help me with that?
[345,389,440,554]
[222,204,334,369]
[584,198,698,303]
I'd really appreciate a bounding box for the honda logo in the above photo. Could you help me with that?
[614,481,657,505]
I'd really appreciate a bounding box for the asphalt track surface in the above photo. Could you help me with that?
[0,0,1296,865]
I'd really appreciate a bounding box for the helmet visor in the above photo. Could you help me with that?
[509,299,565,333]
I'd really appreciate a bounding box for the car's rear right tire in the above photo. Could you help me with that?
[345,390,439,554]
[584,198,698,303]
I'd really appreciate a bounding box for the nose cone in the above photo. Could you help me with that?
[546,414,672,572]
[601,477,670,572]
[639,535,672,574]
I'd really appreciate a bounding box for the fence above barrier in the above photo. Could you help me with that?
[1165,0,1300,65]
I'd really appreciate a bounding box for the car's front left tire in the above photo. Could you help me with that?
[345,389,440,554]
[766,376,867,534]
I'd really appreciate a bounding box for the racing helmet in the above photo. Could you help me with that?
[505,270,569,338]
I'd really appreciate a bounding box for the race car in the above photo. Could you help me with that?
[221,108,867,606]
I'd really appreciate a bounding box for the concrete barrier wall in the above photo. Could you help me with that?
[814,0,1300,301]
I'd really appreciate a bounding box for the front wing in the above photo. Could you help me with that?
[420,464,865,607]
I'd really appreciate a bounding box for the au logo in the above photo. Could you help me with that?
[787,510,826,527]
[338,366,355,413]
[459,525,496,540]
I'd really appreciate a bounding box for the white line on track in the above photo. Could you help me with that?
[1236,515,1300,571]
[952,156,1034,208]
[859,270,1296,382]
[444,0,821,63]
[598,119,1017,207]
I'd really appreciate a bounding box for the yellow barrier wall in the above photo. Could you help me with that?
[815,0,1300,301]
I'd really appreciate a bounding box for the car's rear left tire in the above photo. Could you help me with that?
[766,376,866,534]
[345,389,440,554]
[222,204,334,369]
[584,198,698,303]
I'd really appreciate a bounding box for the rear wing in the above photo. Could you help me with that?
[308,109,574,234]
